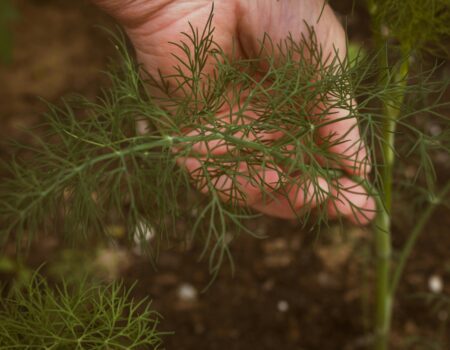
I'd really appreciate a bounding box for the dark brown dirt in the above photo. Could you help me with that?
[1,1,449,349]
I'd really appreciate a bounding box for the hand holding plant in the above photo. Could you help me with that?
[92,0,376,224]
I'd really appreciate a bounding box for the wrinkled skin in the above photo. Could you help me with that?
[92,0,376,224]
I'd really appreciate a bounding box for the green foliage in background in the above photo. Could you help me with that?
[369,0,450,54]
[0,0,18,64]
[0,273,166,349]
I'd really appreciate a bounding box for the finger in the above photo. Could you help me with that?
[250,176,330,219]
[177,157,281,206]
[315,98,371,176]
[327,177,376,225]
[348,196,376,226]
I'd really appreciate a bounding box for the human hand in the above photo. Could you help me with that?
[92,0,376,224]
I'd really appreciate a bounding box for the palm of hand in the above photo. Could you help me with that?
[94,0,376,224]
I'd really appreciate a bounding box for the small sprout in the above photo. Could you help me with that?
[0,273,166,348]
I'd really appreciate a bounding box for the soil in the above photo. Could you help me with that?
[1,1,449,349]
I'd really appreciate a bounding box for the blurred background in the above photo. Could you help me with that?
[0,1,449,349]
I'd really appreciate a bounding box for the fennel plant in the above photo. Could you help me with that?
[0,2,449,349]
[0,272,165,349]
[369,0,450,348]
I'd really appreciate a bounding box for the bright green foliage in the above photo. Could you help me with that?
[0,273,165,349]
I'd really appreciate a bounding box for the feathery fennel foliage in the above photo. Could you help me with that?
[0,273,165,349]
[0,10,448,278]
[368,0,450,55]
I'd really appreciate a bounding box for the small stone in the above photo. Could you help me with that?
[177,283,198,302]
[428,275,443,294]
[133,221,156,244]
[133,220,156,255]
[277,300,289,313]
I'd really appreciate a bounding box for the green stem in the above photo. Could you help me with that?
[390,181,450,298]
[373,200,392,350]
[373,51,409,350]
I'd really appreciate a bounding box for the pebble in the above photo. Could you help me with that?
[277,300,289,313]
[133,220,156,255]
[177,283,198,302]
[428,275,443,294]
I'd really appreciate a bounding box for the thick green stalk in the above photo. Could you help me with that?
[373,201,392,350]
[373,52,409,350]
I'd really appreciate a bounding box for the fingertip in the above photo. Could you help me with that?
[345,141,372,177]
[347,195,377,226]
[176,157,210,194]
[234,166,282,205]
[327,177,375,224]
[176,156,201,173]
[315,100,371,177]
[290,177,330,209]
